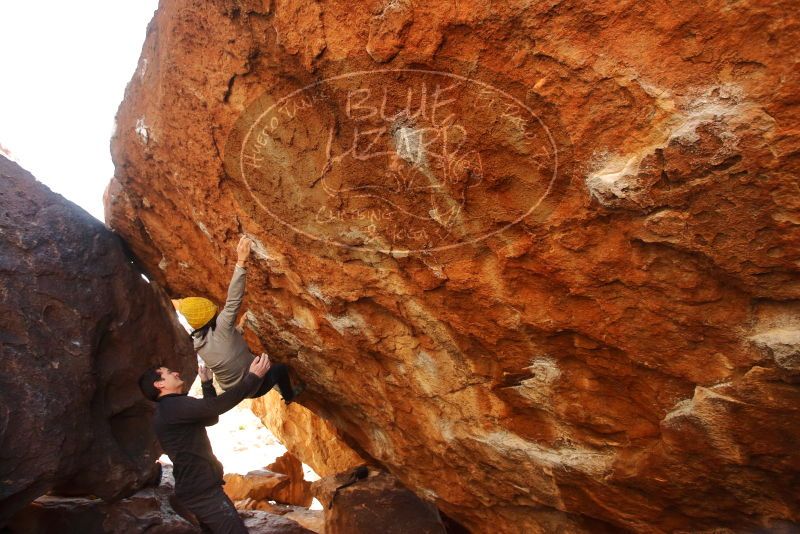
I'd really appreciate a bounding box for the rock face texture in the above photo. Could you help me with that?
[6,496,195,534]
[238,510,317,534]
[0,156,195,524]
[249,394,364,477]
[106,1,800,532]
[6,465,316,534]
[312,469,446,534]
[266,452,313,507]
[5,467,197,534]
[234,501,323,534]
[223,469,289,503]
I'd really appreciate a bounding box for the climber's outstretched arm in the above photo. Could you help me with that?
[216,236,251,334]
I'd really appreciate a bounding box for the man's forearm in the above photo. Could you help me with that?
[206,372,259,414]
[201,379,217,398]
[174,373,261,423]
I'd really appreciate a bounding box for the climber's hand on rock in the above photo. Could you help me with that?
[249,354,270,378]
[198,364,212,382]
[236,236,252,267]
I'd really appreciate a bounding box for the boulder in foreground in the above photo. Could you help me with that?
[0,155,195,524]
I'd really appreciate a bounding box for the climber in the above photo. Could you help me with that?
[172,235,304,404]
[138,356,270,533]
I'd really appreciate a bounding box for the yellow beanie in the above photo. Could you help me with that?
[175,297,218,330]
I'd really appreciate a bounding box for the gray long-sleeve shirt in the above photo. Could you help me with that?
[193,265,254,391]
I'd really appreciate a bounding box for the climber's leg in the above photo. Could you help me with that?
[178,486,247,534]
[249,362,295,401]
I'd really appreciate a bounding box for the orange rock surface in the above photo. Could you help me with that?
[249,394,364,478]
[267,452,313,507]
[223,470,289,502]
[106,0,800,531]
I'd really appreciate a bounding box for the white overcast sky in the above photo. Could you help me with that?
[0,1,159,220]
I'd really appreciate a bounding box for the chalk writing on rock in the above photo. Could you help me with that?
[227,68,563,255]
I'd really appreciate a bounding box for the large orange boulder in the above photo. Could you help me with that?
[106,1,800,532]
[249,393,364,478]
[0,156,196,525]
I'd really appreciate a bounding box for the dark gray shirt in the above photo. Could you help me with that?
[153,372,259,498]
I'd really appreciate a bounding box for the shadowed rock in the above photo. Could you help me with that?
[0,156,195,524]
[312,469,446,534]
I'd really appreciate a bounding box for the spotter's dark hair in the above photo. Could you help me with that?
[138,366,165,402]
